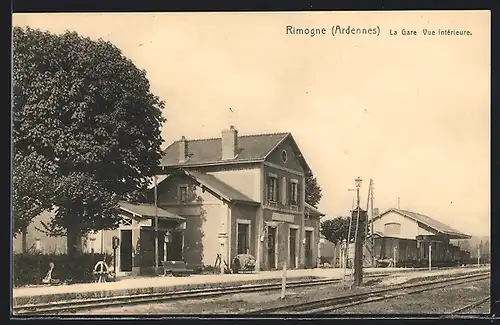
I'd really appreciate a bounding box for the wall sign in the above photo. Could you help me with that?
[271,212,295,223]
[218,232,228,239]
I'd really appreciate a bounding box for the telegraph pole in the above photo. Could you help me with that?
[356,179,361,207]
[365,179,375,266]
[352,177,366,287]
[364,180,373,239]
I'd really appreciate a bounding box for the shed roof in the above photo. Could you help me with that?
[118,201,185,222]
[186,170,259,205]
[375,208,471,240]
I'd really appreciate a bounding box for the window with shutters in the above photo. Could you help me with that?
[384,222,402,236]
[289,179,298,206]
[267,174,278,203]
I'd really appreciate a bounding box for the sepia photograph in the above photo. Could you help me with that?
[11,10,491,318]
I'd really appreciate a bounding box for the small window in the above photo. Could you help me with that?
[281,150,288,163]
[179,185,188,203]
[289,181,298,206]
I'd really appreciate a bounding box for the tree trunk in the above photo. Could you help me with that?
[332,241,337,267]
[66,227,83,257]
[66,223,83,281]
[21,227,27,253]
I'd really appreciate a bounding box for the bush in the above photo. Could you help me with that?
[13,252,112,287]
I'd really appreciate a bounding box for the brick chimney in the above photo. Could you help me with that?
[221,125,238,160]
[179,136,188,163]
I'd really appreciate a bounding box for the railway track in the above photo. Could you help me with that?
[14,274,385,315]
[449,296,490,314]
[13,268,488,315]
[245,271,490,314]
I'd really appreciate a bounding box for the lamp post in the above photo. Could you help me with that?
[35,238,41,285]
[352,177,366,287]
[354,177,362,207]
[319,236,326,267]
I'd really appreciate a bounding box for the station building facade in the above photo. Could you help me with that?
[154,126,325,272]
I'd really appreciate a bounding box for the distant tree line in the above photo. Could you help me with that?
[457,239,490,258]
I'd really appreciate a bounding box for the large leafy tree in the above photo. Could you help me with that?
[305,173,322,207]
[13,152,57,233]
[12,151,58,252]
[320,216,351,244]
[13,27,165,257]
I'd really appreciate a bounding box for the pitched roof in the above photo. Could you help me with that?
[186,170,259,205]
[147,175,168,189]
[160,132,289,167]
[118,201,185,221]
[377,208,471,240]
[305,203,326,217]
[159,169,260,205]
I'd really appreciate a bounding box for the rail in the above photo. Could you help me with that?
[245,271,490,314]
[449,296,490,314]
[14,269,488,315]
[13,276,349,315]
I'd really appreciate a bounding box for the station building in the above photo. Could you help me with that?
[143,126,325,273]
[84,126,324,275]
[369,208,471,265]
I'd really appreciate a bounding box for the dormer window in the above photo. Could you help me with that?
[179,185,189,203]
[281,150,288,163]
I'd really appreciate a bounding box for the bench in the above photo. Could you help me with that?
[162,261,194,277]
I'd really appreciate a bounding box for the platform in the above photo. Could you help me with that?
[12,265,489,306]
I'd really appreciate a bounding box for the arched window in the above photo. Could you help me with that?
[384,222,402,236]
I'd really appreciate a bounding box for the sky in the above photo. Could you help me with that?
[13,11,491,236]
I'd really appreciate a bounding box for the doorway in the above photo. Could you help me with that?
[120,230,133,272]
[166,231,184,261]
[237,223,250,255]
[305,230,313,268]
[267,226,277,270]
[289,228,298,268]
